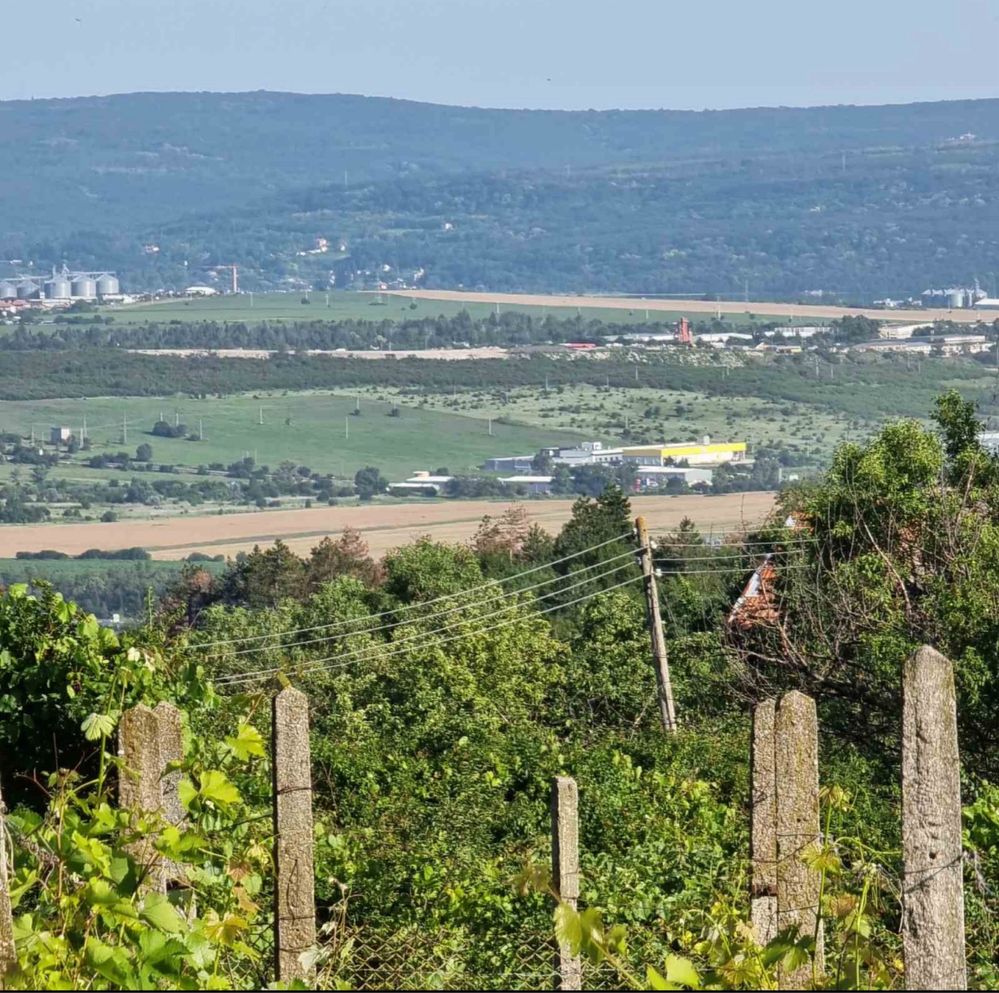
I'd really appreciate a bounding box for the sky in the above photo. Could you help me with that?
[3,0,998,110]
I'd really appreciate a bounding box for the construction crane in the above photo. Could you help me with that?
[215,264,239,294]
[674,317,694,346]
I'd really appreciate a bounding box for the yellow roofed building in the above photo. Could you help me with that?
[620,440,747,466]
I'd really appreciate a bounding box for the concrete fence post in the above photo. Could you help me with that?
[272,687,317,984]
[119,703,167,891]
[551,776,582,991]
[902,646,967,990]
[774,690,823,989]
[154,701,184,828]
[750,699,778,945]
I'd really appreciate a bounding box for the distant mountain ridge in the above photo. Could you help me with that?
[3,90,999,237]
[4,91,999,299]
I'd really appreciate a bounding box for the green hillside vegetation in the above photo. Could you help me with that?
[4,92,999,298]
[0,394,997,988]
[0,391,583,479]
[165,143,999,299]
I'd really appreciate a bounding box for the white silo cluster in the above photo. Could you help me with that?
[0,268,121,303]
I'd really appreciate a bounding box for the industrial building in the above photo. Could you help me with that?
[0,269,121,303]
[387,471,453,495]
[851,335,989,355]
[632,466,714,489]
[978,432,999,455]
[620,440,747,467]
[482,455,535,473]
[549,441,619,466]
[499,475,554,494]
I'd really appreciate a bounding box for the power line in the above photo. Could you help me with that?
[215,559,816,688]
[187,531,636,651]
[203,553,640,660]
[217,573,646,687]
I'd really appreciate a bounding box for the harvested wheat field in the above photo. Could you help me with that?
[0,493,777,562]
[388,288,987,325]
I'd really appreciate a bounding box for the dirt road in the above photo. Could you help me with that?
[0,493,778,561]
[386,289,991,325]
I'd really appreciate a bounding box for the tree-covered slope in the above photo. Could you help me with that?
[6,91,999,298]
[3,90,999,238]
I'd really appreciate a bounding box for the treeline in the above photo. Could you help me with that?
[3,311,700,351]
[0,347,992,424]
[16,547,150,561]
[0,559,223,619]
[9,311,998,355]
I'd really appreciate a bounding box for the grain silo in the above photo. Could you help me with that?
[45,276,72,300]
[17,281,41,300]
[71,276,97,299]
[0,281,17,300]
[96,273,120,297]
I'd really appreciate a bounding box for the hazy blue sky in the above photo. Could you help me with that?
[4,0,997,110]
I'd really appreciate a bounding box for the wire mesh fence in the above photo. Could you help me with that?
[321,924,672,990]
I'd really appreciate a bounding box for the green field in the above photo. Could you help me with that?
[0,391,585,480]
[92,290,799,327]
[337,383,874,466]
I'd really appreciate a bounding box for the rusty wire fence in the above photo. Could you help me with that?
[320,924,672,990]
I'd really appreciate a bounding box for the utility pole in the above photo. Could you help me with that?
[122,413,128,446]
[354,396,360,414]
[636,516,677,732]
[259,407,264,426]
[345,417,349,440]
[488,418,493,436]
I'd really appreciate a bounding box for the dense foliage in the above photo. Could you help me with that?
[1,394,999,987]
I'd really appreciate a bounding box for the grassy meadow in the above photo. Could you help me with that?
[0,391,585,480]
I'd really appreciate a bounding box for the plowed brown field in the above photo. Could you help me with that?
[0,493,777,561]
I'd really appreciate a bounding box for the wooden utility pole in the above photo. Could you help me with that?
[635,516,677,731]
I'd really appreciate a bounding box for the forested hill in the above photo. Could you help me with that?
[6,91,999,299]
[4,90,999,237]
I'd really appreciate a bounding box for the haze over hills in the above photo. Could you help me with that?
[4,91,999,300]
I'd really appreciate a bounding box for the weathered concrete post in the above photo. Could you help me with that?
[902,646,967,990]
[153,701,185,890]
[551,775,582,991]
[154,701,184,827]
[272,687,316,984]
[750,698,778,945]
[0,785,17,983]
[119,703,166,890]
[775,690,823,989]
